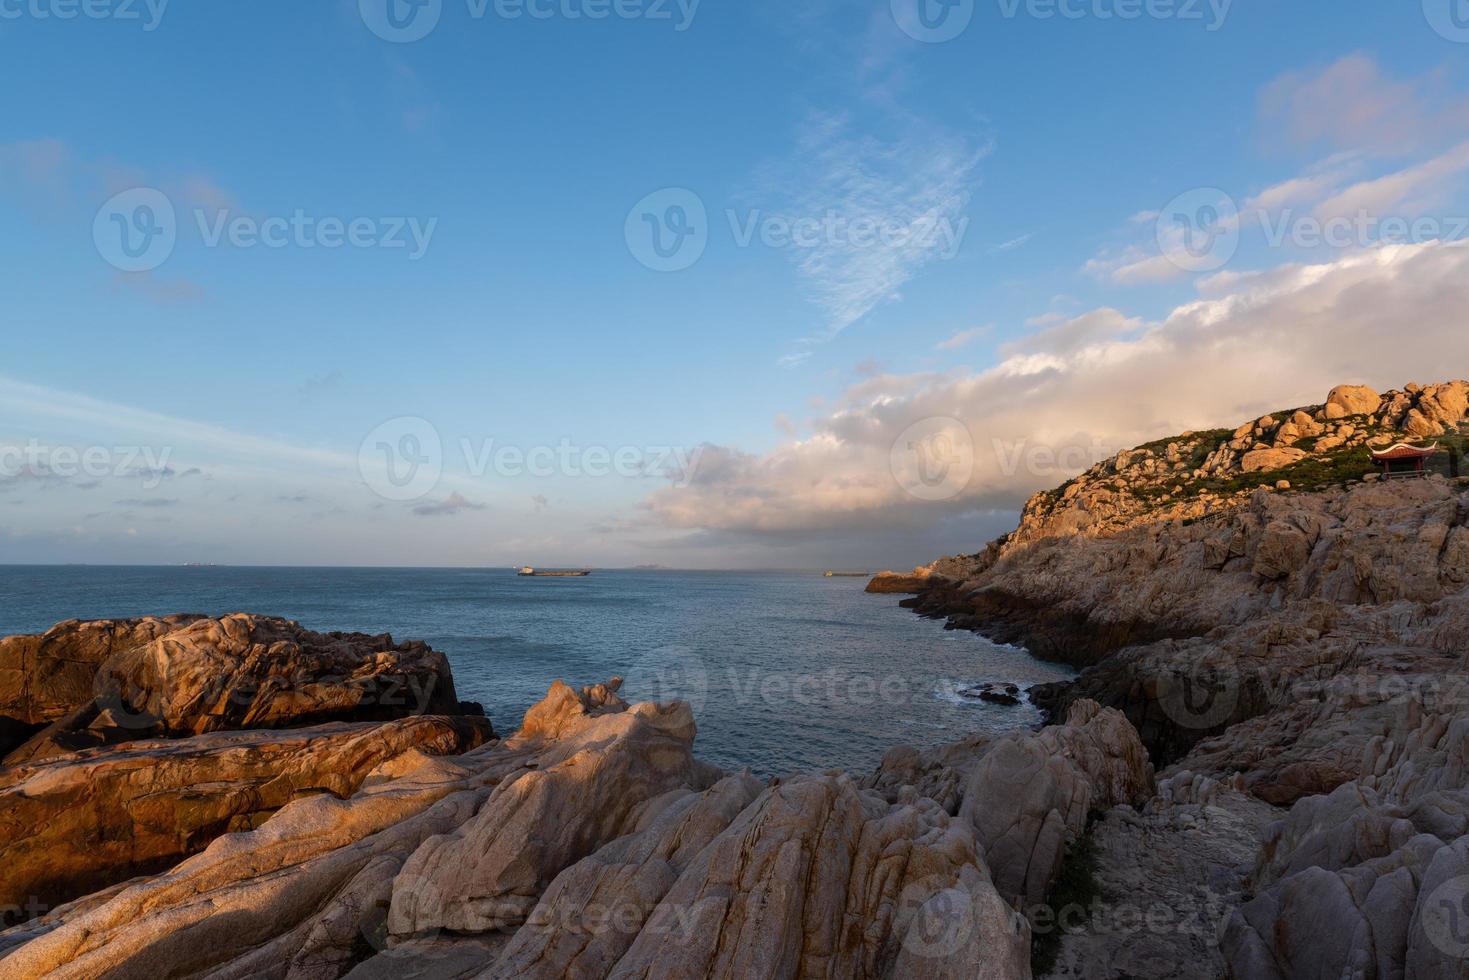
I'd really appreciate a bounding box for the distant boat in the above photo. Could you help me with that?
[824,571,872,578]
[518,567,592,578]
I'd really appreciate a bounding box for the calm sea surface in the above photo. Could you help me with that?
[0,566,1072,776]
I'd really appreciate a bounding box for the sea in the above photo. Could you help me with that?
[0,566,1073,777]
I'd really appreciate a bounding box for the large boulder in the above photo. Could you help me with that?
[1324,384,1382,420]
[0,616,203,751]
[868,699,1153,912]
[1241,447,1308,474]
[0,614,468,760]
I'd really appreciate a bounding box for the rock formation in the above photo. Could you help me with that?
[0,679,1036,979]
[0,714,492,912]
[0,614,467,762]
[0,613,491,949]
[873,381,1469,977]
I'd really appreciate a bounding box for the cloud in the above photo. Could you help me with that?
[1258,54,1469,156]
[413,493,486,517]
[1315,140,1469,221]
[989,233,1034,254]
[641,240,1469,538]
[936,326,991,351]
[1001,308,1142,357]
[1243,152,1366,212]
[0,378,354,472]
[1084,245,1192,286]
[298,370,345,404]
[750,111,988,358]
[115,498,179,508]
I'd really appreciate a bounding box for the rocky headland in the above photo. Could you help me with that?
[878,381,1469,977]
[4,381,1469,978]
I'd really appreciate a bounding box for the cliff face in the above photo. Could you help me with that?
[886,380,1469,978]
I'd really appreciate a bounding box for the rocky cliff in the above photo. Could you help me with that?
[875,381,1469,977]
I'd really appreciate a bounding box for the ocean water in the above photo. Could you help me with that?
[0,566,1073,776]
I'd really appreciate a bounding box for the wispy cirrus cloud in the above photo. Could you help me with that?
[749,111,989,363]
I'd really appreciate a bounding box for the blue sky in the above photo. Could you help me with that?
[4,0,1469,567]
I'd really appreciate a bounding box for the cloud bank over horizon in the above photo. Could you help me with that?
[640,241,1469,549]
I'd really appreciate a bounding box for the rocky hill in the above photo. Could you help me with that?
[872,380,1469,978]
[1006,380,1468,553]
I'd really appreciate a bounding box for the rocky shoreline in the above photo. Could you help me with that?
[5,381,1469,978]
[0,618,1148,979]
[871,382,1469,976]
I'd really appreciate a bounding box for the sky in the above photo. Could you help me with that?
[3,0,1469,568]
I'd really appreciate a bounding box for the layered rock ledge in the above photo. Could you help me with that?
[0,614,492,928]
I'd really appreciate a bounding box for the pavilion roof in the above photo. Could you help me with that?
[1370,442,1441,461]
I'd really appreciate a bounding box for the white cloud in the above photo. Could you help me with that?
[936,325,991,351]
[1258,54,1469,155]
[1316,140,1469,220]
[642,241,1469,538]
